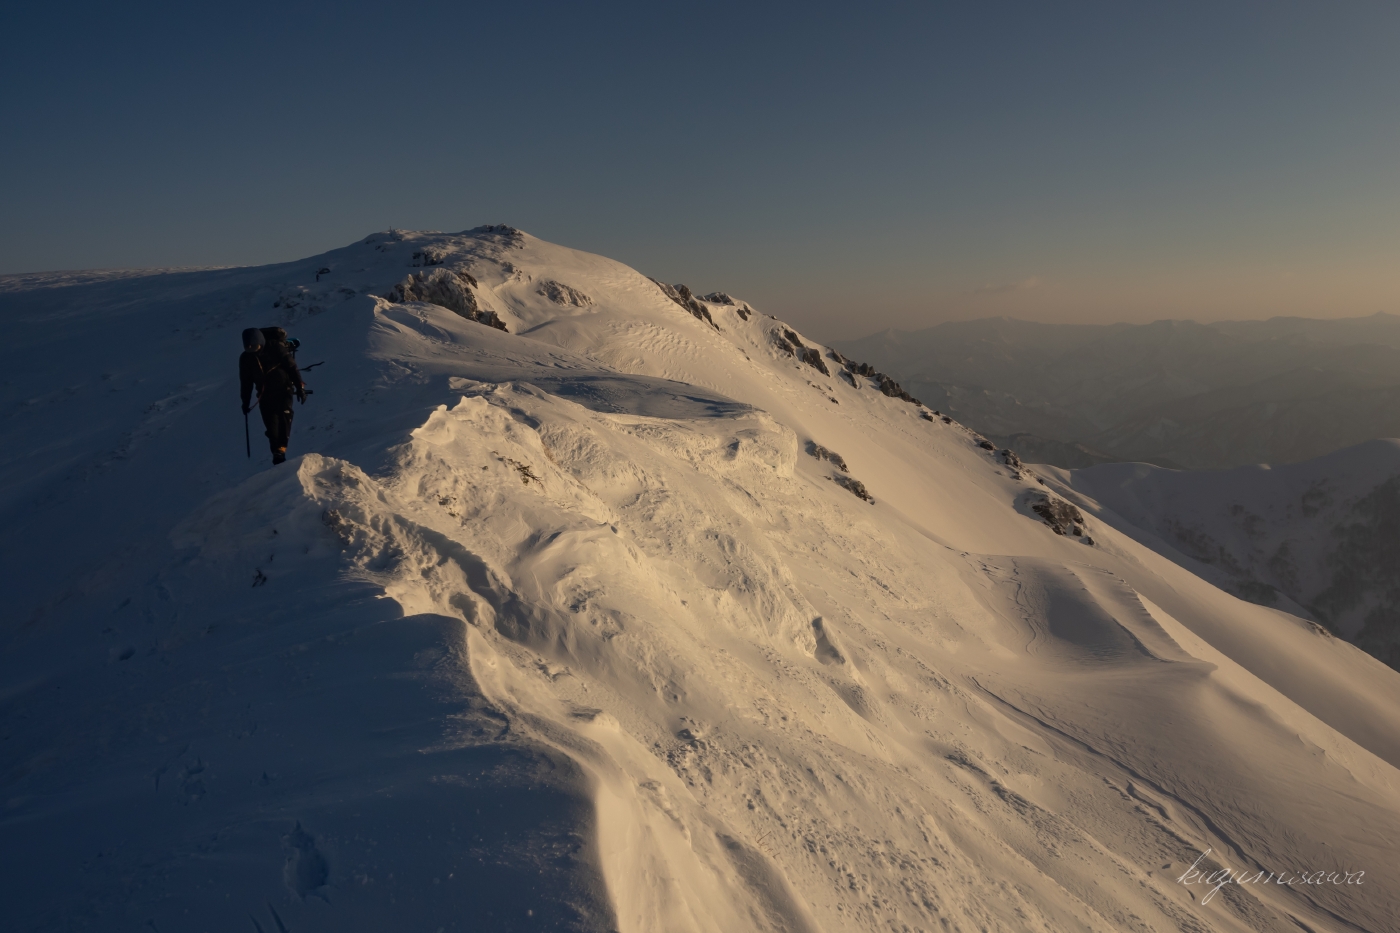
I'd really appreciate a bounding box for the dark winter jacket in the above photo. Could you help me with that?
[240,334,304,409]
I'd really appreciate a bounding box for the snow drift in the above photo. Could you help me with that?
[1040,442,1400,669]
[2,227,1398,932]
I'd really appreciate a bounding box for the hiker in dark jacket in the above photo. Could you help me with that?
[239,327,307,464]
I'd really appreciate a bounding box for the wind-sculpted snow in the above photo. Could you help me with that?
[2,227,1399,932]
[519,374,754,419]
[1042,442,1400,670]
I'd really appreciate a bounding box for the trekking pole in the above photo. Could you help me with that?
[245,409,251,458]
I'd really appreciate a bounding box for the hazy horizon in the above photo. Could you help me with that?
[7,233,1395,346]
[4,2,1399,339]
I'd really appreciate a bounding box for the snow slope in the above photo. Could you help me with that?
[3,227,1399,932]
[1039,441,1400,668]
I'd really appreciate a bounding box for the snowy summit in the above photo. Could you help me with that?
[2,227,1398,932]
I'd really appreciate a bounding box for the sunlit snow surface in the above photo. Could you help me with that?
[1040,444,1400,667]
[2,228,1398,932]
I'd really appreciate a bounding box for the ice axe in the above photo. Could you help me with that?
[245,390,262,458]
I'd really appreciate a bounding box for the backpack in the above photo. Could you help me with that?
[245,329,297,395]
[259,327,298,355]
[264,328,319,371]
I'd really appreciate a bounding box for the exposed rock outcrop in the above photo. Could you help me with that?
[827,350,920,405]
[807,440,872,502]
[877,376,919,404]
[411,247,447,267]
[538,280,593,307]
[697,291,754,320]
[468,224,526,248]
[801,348,830,375]
[1029,493,1088,539]
[807,441,849,472]
[388,268,508,331]
[651,280,718,329]
[834,474,873,502]
[773,328,831,375]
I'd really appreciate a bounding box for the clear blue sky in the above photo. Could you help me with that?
[3,1,1398,339]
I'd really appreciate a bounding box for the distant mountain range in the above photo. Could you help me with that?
[838,313,1400,470]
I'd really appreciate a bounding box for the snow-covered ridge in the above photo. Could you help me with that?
[3,227,1399,932]
[0,266,237,293]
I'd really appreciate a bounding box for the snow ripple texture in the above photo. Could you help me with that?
[2,227,1399,933]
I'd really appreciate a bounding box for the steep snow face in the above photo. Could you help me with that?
[3,227,1400,933]
[1040,441,1400,669]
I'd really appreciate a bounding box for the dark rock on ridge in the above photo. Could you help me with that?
[651,280,718,329]
[388,268,508,331]
[801,348,830,375]
[699,292,754,320]
[998,448,1024,479]
[806,439,872,502]
[538,280,593,307]
[807,442,849,473]
[773,328,832,375]
[826,350,920,405]
[1029,494,1087,538]
[834,474,874,502]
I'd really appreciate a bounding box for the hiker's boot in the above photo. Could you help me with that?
[272,447,287,465]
